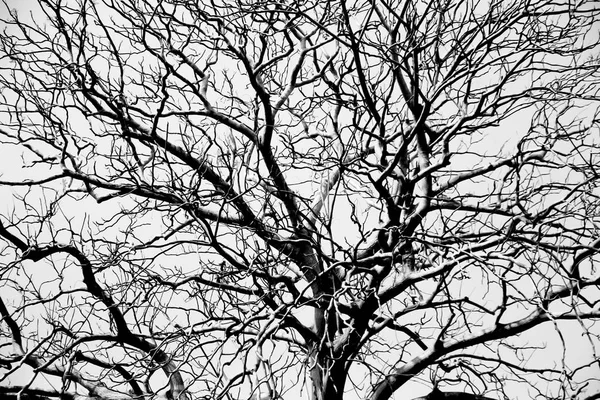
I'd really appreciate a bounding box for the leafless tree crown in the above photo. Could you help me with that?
[0,0,599,400]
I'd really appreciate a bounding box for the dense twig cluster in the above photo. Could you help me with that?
[0,0,599,399]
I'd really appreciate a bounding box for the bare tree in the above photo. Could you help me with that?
[0,0,599,399]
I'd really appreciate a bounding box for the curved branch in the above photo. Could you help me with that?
[0,225,188,400]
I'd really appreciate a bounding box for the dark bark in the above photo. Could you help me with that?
[412,388,496,400]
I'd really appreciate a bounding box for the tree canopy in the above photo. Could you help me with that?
[1,0,599,399]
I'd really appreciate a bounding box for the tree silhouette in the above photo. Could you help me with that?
[0,0,599,399]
